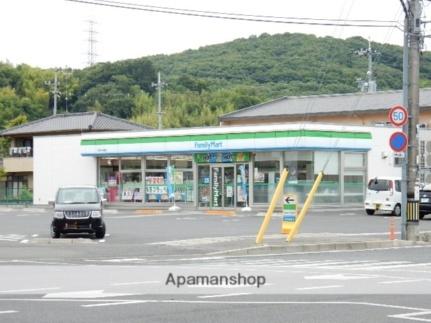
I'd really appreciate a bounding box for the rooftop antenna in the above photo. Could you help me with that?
[355,39,379,93]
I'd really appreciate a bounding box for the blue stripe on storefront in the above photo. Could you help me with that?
[82,146,370,157]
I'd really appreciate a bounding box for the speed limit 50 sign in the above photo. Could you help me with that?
[388,105,408,127]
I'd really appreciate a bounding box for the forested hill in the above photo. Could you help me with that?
[150,33,431,96]
[1,32,431,133]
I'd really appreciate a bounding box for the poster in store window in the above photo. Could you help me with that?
[226,185,233,197]
[174,172,183,184]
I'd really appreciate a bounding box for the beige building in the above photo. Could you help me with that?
[220,88,431,127]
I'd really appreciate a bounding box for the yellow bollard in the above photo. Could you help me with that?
[286,171,324,242]
[256,168,289,244]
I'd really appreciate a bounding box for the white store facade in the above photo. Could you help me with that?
[33,122,403,207]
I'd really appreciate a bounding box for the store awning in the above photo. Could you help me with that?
[80,124,372,157]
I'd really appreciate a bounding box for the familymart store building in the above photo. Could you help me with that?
[79,123,382,208]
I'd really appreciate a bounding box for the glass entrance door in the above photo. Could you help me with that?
[210,165,235,208]
[223,166,234,207]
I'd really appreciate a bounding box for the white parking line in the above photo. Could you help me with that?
[0,287,60,293]
[296,285,343,291]
[304,274,377,280]
[111,281,160,286]
[378,279,426,285]
[107,215,154,219]
[43,290,132,299]
[0,234,26,242]
[82,300,149,308]
[0,310,18,315]
[388,310,431,322]
[198,293,251,299]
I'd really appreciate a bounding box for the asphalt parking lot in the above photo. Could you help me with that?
[1,206,431,322]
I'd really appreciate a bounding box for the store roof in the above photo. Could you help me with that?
[220,88,431,121]
[0,112,150,137]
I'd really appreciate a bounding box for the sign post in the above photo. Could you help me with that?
[387,104,416,240]
[281,194,297,235]
[389,132,408,153]
[388,105,408,127]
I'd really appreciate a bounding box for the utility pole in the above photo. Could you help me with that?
[46,71,60,115]
[152,72,166,129]
[401,0,409,240]
[402,0,423,240]
[63,68,72,113]
[355,39,378,93]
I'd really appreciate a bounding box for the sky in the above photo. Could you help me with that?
[1,0,430,69]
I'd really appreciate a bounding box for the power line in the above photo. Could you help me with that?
[65,0,401,29]
[83,0,400,24]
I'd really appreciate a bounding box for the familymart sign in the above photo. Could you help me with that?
[81,129,372,157]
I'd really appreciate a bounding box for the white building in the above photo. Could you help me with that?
[2,93,419,207]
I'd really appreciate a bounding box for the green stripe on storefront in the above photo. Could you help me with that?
[81,130,372,146]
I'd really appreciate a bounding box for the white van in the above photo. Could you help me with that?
[364,177,401,216]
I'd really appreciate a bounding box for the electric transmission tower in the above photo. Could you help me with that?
[87,20,98,66]
[355,39,380,93]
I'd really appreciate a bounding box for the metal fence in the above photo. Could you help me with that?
[0,187,33,205]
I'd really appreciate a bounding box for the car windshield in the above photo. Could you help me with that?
[56,188,100,204]
[368,179,391,191]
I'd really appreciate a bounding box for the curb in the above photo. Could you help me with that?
[207,240,430,256]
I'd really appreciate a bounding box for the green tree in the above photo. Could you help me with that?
[131,90,157,127]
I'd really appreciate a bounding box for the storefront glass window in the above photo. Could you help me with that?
[169,156,194,203]
[236,164,249,207]
[314,151,340,204]
[172,170,194,203]
[99,158,120,202]
[120,158,141,170]
[198,166,210,207]
[344,152,366,203]
[146,157,168,169]
[120,172,143,202]
[344,153,365,168]
[145,171,167,202]
[284,151,314,203]
[253,159,280,204]
[170,156,193,169]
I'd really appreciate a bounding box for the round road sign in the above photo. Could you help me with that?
[388,105,408,127]
[389,131,408,152]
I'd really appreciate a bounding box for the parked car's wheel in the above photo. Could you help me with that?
[50,223,60,239]
[366,209,375,215]
[392,204,401,217]
[95,223,106,239]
